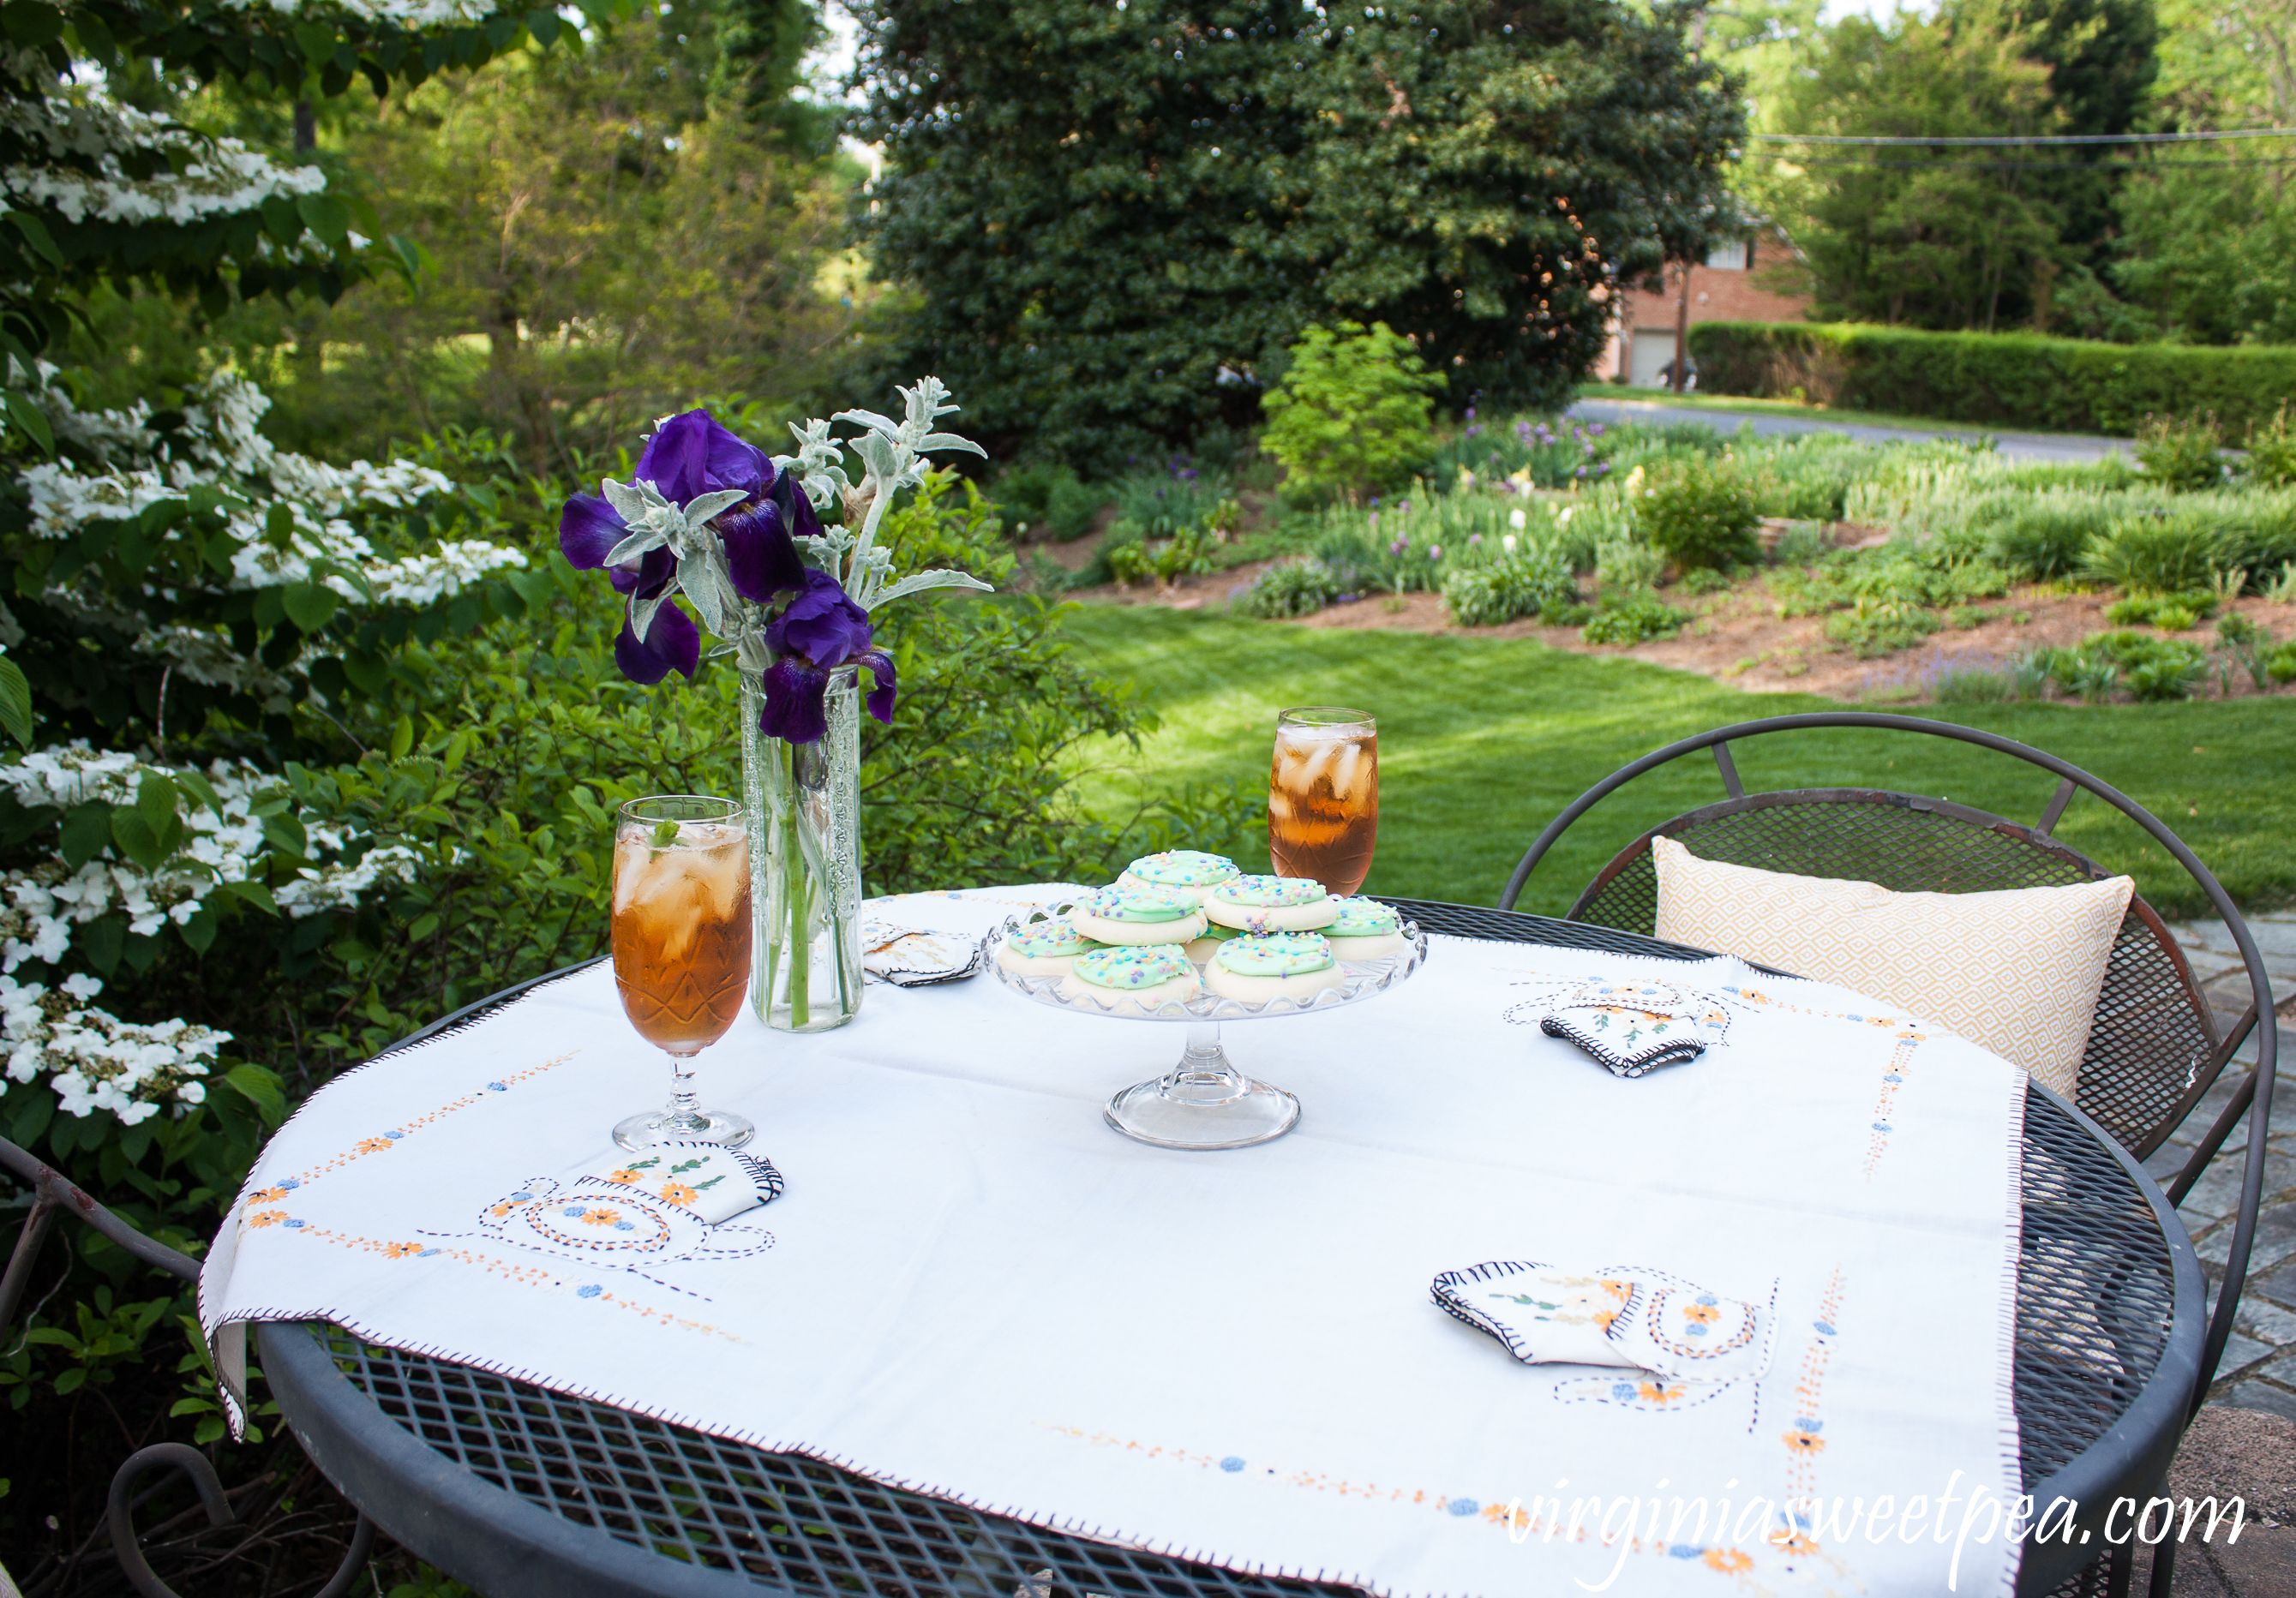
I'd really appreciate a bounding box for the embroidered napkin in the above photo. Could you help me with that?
[861,919,981,987]
[580,1141,784,1224]
[1431,1260,1775,1386]
[1538,979,1729,1078]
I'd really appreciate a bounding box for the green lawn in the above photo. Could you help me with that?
[1059,605,2296,919]
[1572,384,2125,440]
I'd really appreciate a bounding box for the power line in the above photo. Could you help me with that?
[1766,153,2296,168]
[1749,128,2296,146]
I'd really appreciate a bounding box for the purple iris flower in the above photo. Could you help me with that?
[756,571,897,743]
[557,410,806,683]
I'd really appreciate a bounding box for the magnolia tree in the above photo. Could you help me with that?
[0,0,626,1136]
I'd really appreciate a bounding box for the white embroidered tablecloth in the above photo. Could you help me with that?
[201,883,2028,1597]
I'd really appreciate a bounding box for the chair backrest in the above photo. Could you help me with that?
[1562,787,2215,1159]
[1500,710,2278,1409]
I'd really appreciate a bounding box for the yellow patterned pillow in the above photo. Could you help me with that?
[1651,835,2133,1098]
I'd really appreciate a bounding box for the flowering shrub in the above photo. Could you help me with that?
[9,366,537,744]
[2,973,230,1122]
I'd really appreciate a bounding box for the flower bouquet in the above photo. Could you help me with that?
[560,379,989,1031]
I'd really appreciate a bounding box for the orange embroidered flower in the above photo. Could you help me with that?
[249,1209,286,1228]
[382,1241,423,1259]
[490,1202,515,1218]
[1637,1380,1687,1405]
[578,1207,620,1227]
[251,1186,286,1203]
[1783,1427,1826,1455]
[606,1168,642,1184]
[1599,1279,1628,1298]
[1684,1302,1719,1326]
[356,1137,394,1154]
[659,1182,699,1207]
[1594,1309,1619,1332]
[1779,1533,1820,1556]
[1702,1549,1753,1574]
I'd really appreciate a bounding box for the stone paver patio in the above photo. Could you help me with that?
[2131,910,2296,1594]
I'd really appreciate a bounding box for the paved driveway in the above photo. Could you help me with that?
[1566,394,2129,464]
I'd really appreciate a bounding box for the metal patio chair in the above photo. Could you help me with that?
[0,1134,375,1598]
[1501,710,2279,1598]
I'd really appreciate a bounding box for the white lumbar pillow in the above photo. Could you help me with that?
[1650,835,2133,1099]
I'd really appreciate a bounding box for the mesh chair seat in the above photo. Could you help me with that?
[1565,787,2218,1159]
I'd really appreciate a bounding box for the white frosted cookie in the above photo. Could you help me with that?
[1117,849,1243,904]
[1203,932,1347,1002]
[1202,874,1340,932]
[995,917,1106,977]
[1068,883,1208,946]
[1057,943,1203,1010]
[1323,897,1408,960]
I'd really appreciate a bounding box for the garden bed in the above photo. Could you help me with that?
[1294,579,2296,705]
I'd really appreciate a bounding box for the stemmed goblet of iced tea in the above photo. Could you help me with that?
[610,795,756,1151]
[1268,707,1378,895]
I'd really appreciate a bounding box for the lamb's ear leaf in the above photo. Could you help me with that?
[863,570,994,610]
[914,433,986,458]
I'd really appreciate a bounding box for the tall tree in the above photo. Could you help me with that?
[1766,8,2072,330]
[850,0,1746,469]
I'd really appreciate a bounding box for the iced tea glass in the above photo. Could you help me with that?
[610,795,756,1152]
[1268,707,1378,895]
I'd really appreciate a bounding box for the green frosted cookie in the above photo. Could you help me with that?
[1122,850,1241,889]
[1074,943,1195,989]
[1214,931,1336,976]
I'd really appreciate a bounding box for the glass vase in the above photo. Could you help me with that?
[739,665,865,1032]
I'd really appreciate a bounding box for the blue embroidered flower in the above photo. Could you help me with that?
[576,1284,603,1299]
[487,1082,507,1092]
[1448,1499,1479,1517]
[278,1179,300,1191]
[1795,1416,1823,1432]
[1220,1457,1245,1473]
[1873,1121,1893,1133]
[563,1206,588,1218]
[417,1248,441,1258]
[1611,1380,1638,1399]
[1884,1073,1903,1084]
[1813,1320,1837,1336]
[508,1191,532,1202]
[283,1218,306,1229]
[1669,1546,1703,1559]
[613,1221,634,1231]
[385,1130,405,1140]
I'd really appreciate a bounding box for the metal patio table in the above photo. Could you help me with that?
[256,899,2203,1598]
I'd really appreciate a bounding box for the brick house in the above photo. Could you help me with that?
[1601,228,1813,389]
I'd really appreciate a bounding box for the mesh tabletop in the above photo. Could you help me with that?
[276,902,2190,1597]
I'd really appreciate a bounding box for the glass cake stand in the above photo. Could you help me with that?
[981,902,1429,1151]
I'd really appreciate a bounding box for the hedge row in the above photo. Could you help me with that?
[1684,322,2296,438]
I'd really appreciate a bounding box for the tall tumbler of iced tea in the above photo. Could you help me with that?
[610,795,757,1152]
[1268,707,1378,895]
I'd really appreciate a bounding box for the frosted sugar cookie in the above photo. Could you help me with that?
[1118,849,1242,904]
[1184,922,1243,963]
[1203,931,1346,1003]
[1069,883,1208,946]
[1058,943,1204,1010]
[1323,897,1408,960]
[995,917,1106,978]
[1203,874,1339,932]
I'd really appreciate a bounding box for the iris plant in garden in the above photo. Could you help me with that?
[558,379,991,742]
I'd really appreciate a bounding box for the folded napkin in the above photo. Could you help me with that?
[1538,978,1729,1078]
[582,1141,785,1224]
[1431,1260,1774,1388]
[861,919,981,987]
